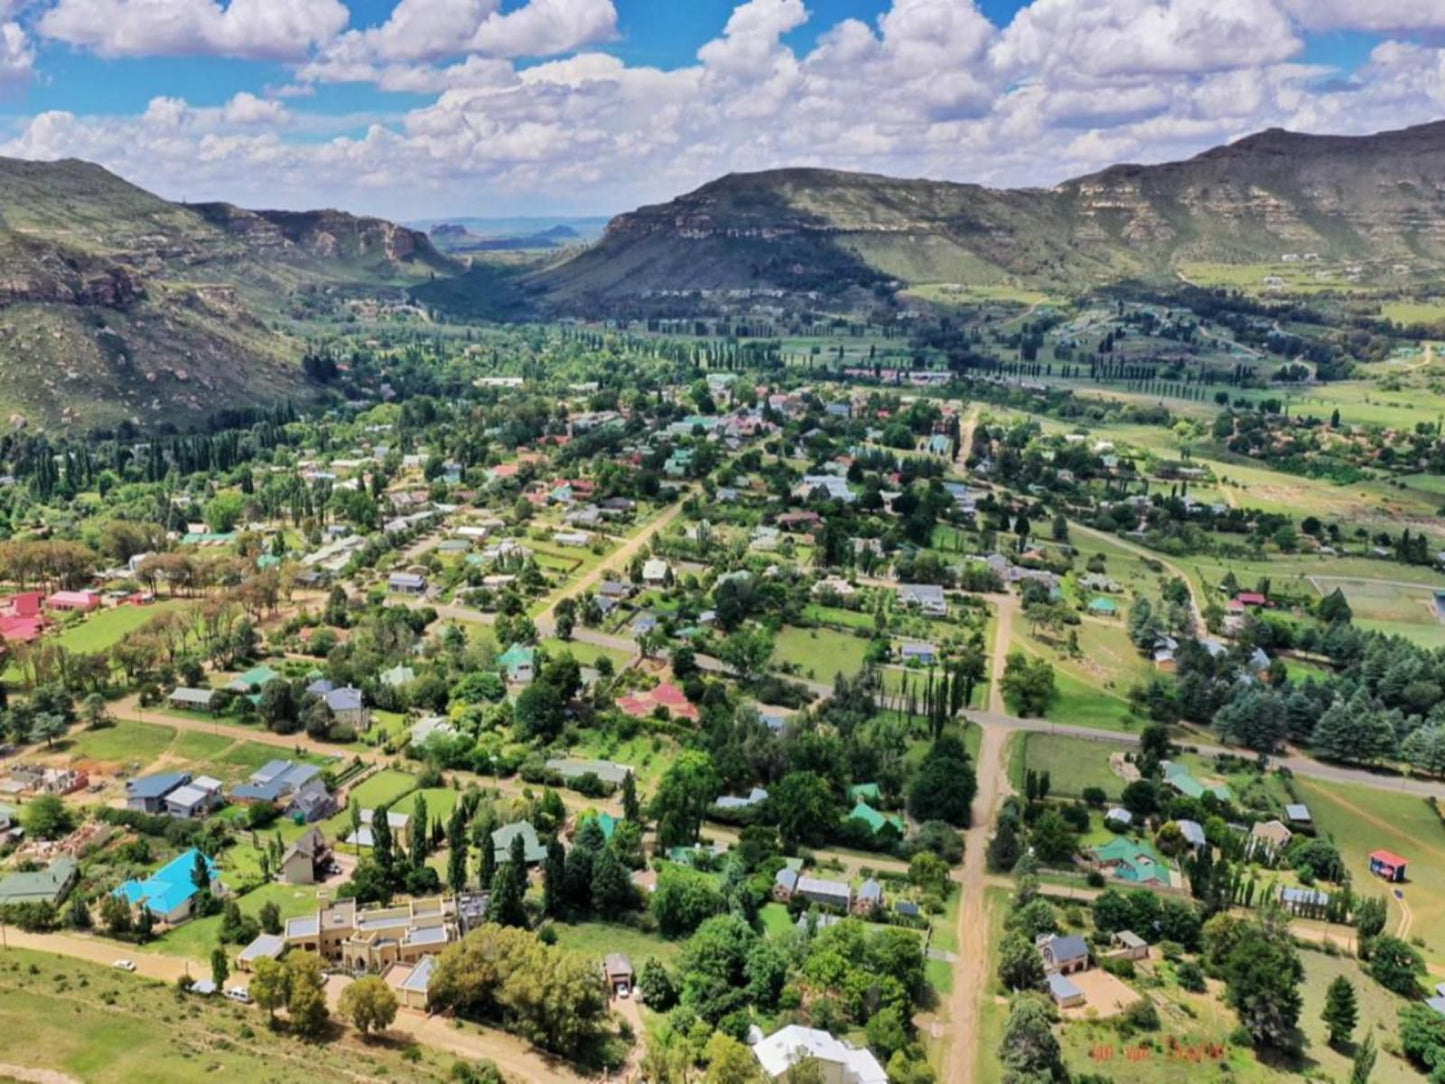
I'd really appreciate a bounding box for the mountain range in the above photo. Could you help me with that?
[0,157,454,432]
[2,121,1444,430]
[535,120,1445,307]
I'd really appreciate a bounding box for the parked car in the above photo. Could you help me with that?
[225,987,253,1004]
[113,960,136,972]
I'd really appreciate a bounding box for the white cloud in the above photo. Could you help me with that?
[0,20,34,83]
[37,0,349,61]
[1279,1,1445,33]
[221,91,287,125]
[8,0,1445,218]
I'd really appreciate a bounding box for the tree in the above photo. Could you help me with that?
[210,945,230,988]
[81,693,110,729]
[249,956,290,1023]
[285,951,330,1038]
[100,892,132,936]
[1220,924,1302,1050]
[1029,811,1075,865]
[770,771,838,848]
[22,794,74,840]
[514,681,566,742]
[999,993,1065,1083]
[486,836,529,928]
[446,810,468,894]
[1000,652,1056,717]
[1354,896,1388,940]
[338,975,398,1037]
[258,900,282,935]
[652,864,725,937]
[554,597,577,641]
[1350,1029,1377,1084]
[997,932,1045,990]
[30,712,67,749]
[1322,975,1358,1048]
[410,792,430,868]
[543,836,566,918]
[704,1032,765,1084]
[907,735,977,827]
[717,626,774,681]
[650,751,720,849]
[1368,936,1425,998]
[590,845,635,918]
[622,772,641,823]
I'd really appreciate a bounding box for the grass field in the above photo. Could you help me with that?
[1296,777,1445,966]
[148,881,322,962]
[1017,732,1130,799]
[539,637,633,668]
[0,949,453,1083]
[1044,667,1139,732]
[63,719,176,766]
[772,625,870,682]
[549,918,682,963]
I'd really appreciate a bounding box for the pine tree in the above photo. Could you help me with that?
[445,810,467,894]
[622,772,641,823]
[1322,975,1358,1048]
[543,837,566,917]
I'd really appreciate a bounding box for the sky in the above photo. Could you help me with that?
[0,0,1441,220]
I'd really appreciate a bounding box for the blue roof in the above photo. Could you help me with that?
[232,761,321,803]
[127,772,190,800]
[324,686,364,712]
[115,848,218,916]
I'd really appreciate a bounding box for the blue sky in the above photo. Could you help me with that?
[0,0,1440,218]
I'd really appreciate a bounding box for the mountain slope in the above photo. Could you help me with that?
[535,121,1445,308]
[0,157,457,431]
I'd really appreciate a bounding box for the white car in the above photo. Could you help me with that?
[112,960,136,972]
[617,985,631,999]
[224,987,252,1004]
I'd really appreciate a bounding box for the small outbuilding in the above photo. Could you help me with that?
[604,953,634,995]
[1369,850,1408,883]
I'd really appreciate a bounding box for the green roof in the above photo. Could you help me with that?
[847,800,903,835]
[849,783,882,802]
[227,665,279,692]
[497,644,534,668]
[1164,763,1231,801]
[1090,837,1170,885]
[1087,597,1118,614]
[380,664,416,687]
[0,855,77,905]
[589,811,618,841]
[492,820,547,864]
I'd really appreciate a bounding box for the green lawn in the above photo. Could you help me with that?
[772,625,870,682]
[147,881,322,963]
[1045,668,1139,732]
[63,719,176,765]
[1018,732,1130,799]
[549,918,682,964]
[1296,776,1445,967]
[170,731,236,761]
[760,902,796,943]
[540,637,632,668]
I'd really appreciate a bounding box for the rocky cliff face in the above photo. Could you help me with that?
[192,203,458,275]
[541,121,1445,304]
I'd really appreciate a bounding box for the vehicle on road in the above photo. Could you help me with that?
[113,960,136,972]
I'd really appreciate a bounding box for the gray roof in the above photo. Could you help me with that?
[774,868,799,892]
[128,772,191,800]
[169,687,217,705]
[1043,934,1089,964]
[239,933,287,962]
[1047,972,1083,1000]
[324,686,364,712]
[1284,803,1311,821]
[859,878,883,902]
[1177,819,1207,847]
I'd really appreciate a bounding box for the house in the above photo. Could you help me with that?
[491,820,547,865]
[1278,886,1331,914]
[1176,819,1208,853]
[715,786,769,811]
[322,686,369,729]
[168,686,219,713]
[1039,933,1089,974]
[164,776,223,819]
[231,760,332,822]
[387,571,428,595]
[615,682,700,722]
[899,642,938,666]
[751,1024,887,1084]
[227,665,280,693]
[1111,930,1149,961]
[853,879,884,915]
[773,869,852,910]
[0,614,45,645]
[1047,971,1086,1008]
[1104,807,1132,829]
[1162,762,1231,802]
[115,848,225,924]
[380,664,416,689]
[0,855,77,906]
[410,716,456,746]
[1284,803,1312,827]
[1369,849,1408,883]
[1088,597,1119,617]
[1249,819,1293,856]
[896,583,947,616]
[383,953,437,1010]
[284,895,463,971]
[127,771,192,813]
[604,953,634,995]
[597,580,633,601]
[280,827,331,886]
[847,801,903,836]
[497,643,535,684]
[1234,592,1268,608]
[1089,837,1171,886]
[45,590,101,612]
[237,933,288,971]
[894,900,921,919]
[642,558,671,585]
[347,808,413,850]
[545,758,633,787]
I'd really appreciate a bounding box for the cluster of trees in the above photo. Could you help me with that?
[429,923,611,1058]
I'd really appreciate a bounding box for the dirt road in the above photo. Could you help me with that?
[534,494,690,638]
[945,721,1014,1084]
[988,596,1016,715]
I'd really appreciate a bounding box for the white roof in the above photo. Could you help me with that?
[752,1025,886,1083]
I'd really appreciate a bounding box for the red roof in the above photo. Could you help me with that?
[1235,592,1267,606]
[1370,849,1408,867]
[4,592,43,617]
[615,682,699,721]
[0,615,44,644]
